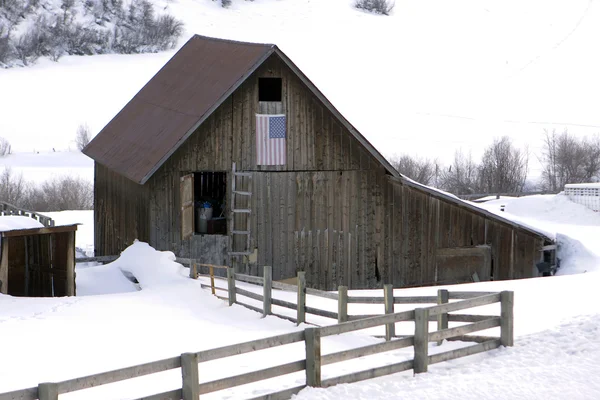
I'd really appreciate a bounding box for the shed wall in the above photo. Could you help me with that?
[94,163,150,256]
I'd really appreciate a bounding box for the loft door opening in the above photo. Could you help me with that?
[258,77,282,102]
[194,171,226,235]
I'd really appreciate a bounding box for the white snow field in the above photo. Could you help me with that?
[2,0,600,179]
[0,193,599,399]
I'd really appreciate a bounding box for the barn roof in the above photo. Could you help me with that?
[83,35,399,184]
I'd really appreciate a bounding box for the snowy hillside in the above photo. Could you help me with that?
[2,0,600,177]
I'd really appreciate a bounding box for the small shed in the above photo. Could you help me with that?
[0,219,77,297]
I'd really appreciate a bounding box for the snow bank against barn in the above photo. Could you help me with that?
[76,240,189,295]
[0,216,44,231]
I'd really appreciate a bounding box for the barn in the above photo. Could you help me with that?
[84,35,554,290]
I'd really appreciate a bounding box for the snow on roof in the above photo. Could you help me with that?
[0,216,44,232]
[565,182,600,188]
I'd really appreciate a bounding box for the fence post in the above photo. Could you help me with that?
[227,268,236,306]
[209,265,215,295]
[436,289,449,345]
[181,352,200,400]
[305,327,322,387]
[38,383,58,400]
[384,284,395,341]
[189,263,198,279]
[500,291,514,347]
[414,308,429,374]
[338,286,348,323]
[297,271,306,325]
[263,266,272,318]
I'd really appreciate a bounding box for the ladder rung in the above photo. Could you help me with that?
[233,209,251,213]
[229,252,252,256]
[234,172,253,177]
[233,190,252,196]
[232,230,251,235]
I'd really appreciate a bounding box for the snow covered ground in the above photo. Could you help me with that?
[0,194,598,399]
[1,240,600,399]
[2,1,600,395]
[2,0,600,179]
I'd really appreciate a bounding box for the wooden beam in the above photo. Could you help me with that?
[66,231,75,296]
[0,237,8,294]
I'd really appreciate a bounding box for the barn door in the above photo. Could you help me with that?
[180,173,194,240]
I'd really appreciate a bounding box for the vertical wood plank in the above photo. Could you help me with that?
[501,291,514,347]
[414,308,429,374]
[384,284,395,341]
[227,268,236,306]
[66,230,75,296]
[338,286,348,323]
[297,271,306,325]
[181,353,200,400]
[263,266,272,317]
[38,383,58,400]
[0,237,8,294]
[436,289,449,345]
[305,328,321,387]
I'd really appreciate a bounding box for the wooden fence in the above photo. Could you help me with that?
[0,201,55,227]
[0,263,513,400]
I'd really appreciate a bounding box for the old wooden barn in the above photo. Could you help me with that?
[84,35,554,290]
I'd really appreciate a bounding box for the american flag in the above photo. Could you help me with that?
[256,114,286,165]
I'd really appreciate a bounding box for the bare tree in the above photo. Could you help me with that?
[389,154,437,185]
[0,136,11,156]
[75,123,91,151]
[438,150,479,195]
[477,136,528,193]
[540,130,600,191]
[0,168,28,205]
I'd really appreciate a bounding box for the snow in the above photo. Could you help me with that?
[0,216,44,232]
[474,194,600,274]
[1,240,600,398]
[1,1,600,397]
[565,182,600,188]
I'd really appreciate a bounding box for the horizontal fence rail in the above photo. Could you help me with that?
[1,261,514,400]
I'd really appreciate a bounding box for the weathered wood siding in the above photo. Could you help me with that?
[144,53,383,266]
[94,163,150,256]
[250,172,545,290]
[95,52,546,289]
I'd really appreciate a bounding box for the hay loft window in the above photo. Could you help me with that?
[180,172,227,239]
[258,77,282,102]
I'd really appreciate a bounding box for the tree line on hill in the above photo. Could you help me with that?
[389,130,600,196]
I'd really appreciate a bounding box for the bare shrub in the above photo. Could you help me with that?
[0,168,28,205]
[355,0,394,15]
[221,0,232,7]
[390,154,437,185]
[75,124,92,150]
[1,0,183,67]
[0,136,11,156]
[477,136,528,193]
[25,175,93,211]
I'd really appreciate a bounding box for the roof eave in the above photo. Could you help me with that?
[138,45,277,184]
[389,175,554,243]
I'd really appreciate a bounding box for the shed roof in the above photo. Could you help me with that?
[83,35,399,184]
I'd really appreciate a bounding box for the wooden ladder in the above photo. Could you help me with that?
[229,162,252,258]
